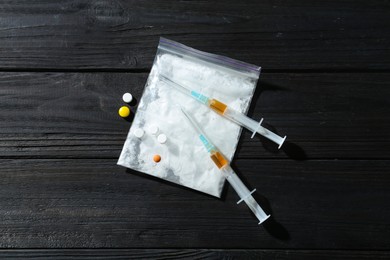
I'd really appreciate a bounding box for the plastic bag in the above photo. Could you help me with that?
[118,37,260,197]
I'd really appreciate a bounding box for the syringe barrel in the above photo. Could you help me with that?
[222,166,270,224]
[224,107,259,132]
[223,108,286,148]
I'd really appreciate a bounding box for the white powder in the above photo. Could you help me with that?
[118,52,258,197]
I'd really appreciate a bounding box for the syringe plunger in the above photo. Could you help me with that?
[223,108,286,149]
[223,166,270,224]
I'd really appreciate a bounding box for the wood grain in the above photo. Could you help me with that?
[0,1,389,256]
[0,159,388,249]
[0,72,388,159]
[0,1,388,70]
[0,249,388,259]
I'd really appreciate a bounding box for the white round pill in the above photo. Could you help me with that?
[157,134,167,144]
[134,128,144,138]
[149,125,159,135]
[122,93,133,103]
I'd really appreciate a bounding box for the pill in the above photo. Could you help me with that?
[149,125,159,135]
[122,93,133,103]
[118,106,130,118]
[134,128,144,138]
[153,154,161,163]
[157,134,167,144]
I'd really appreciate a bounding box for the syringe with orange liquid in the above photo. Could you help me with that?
[180,107,271,224]
[160,75,286,148]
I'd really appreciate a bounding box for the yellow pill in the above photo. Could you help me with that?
[118,106,130,118]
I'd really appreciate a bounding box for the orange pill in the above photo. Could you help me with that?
[153,154,161,163]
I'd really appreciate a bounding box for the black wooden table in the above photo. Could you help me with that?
[0,1,389,259]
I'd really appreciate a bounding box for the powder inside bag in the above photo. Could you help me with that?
[118,52,258,197]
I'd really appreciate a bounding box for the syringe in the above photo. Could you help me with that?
[160,75,286,149]
[180,107,271,224]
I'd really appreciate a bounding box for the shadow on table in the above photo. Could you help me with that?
[241,80,307,160]
[128,95,138,107]
[281,141,307,160]
[122,111,135,122]
[259,198,290,241]
[258,123,307,161]
[230,162,290,241]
